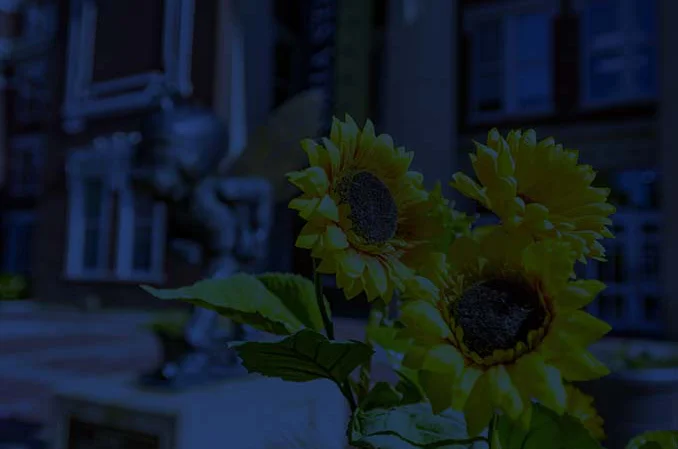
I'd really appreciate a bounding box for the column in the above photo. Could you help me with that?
[659,0,678,339]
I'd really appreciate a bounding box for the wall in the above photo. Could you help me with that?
[33,0,215,308]
[381,0,458,193]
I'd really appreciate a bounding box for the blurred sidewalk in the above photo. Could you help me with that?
[0,302,159,423]
[0,301,392,448]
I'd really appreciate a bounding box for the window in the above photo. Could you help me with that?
[115,188,167,281]
[581,209,662,335]
[65,134,166,282]
[2,211,35,275]
[580,0,657,105]
[7,135,45,197]
[466,2,556,122]
[81,177,111,272]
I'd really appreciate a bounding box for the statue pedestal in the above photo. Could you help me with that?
[50,374,348,449]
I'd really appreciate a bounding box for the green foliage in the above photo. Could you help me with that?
[359,372,425,412]
[349,403,486,449]
[493,404,602,449]
[0,274,27,300]
[142,273,326,335]
[256,273,330,332]
[626,431,678,449]
[231,329,372,384]
[360,382,404,411]
[144,311,190,339]
[394,369,425,405]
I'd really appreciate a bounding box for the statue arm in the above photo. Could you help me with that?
[216,177,274,259]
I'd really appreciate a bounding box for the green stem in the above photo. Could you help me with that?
[487,414,498,448]
[312,258,334,340]
[340,381,358,411]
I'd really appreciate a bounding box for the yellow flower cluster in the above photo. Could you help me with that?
[288,117,613,438]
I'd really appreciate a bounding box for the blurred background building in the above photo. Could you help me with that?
[0,0,674,446]
[0,0,670,333]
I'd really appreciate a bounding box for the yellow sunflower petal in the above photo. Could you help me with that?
[550,311,612,347]
[324,225,349,250]
[558,280,606,310]
[464,371,496,436]
[336,249,366,278]
[510,352,567,415]
[400,301,452,339]
[365,258,388,296]
[316,195,339,221]
[545,346,610,381]
[487,365,524,420]
[320,137,341,173]
[359,119,377,151]
[565,385,606,441]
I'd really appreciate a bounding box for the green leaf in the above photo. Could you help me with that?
[360,382,403,410]
[368,326,412,354]
[394,369,425,405]
[231,329,373,383]
[255,273,329,331]
[349,403,487,449]
[359,370,425,412]
[626,431,678,449]
[141,274,311,335]
[495,404,602,449]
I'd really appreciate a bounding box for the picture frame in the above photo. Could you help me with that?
[62,0,195,133]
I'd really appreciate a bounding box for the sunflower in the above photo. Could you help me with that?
[626,431,678,449]
[287,115,448,303]
[565,384,605,441]
[398,226,611,436]
[451,129,615,262]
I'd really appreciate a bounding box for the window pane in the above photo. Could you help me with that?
[133,226,153,272]
[634,45,657,95]
[84,178,103,220]
[633,0,656,38]
[475,72,503,112]
[587,0,620,38]
[83,227,100,269]
[133,194,154,224]
[475,19,503,64]
[516,13,549,63]
[588,50,625,100]
[92,0,164,83]
[517,64,550,109]
[133,194,155,272]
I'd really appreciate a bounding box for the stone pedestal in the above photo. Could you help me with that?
[49,374,348,449]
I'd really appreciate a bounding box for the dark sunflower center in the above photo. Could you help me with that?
[452,279,546,358]
[337,171,398,244]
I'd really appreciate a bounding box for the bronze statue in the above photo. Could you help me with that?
[133,91,324,387]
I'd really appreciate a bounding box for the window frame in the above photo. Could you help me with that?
[576,0,658,108]
[464,0,559,124]
[581,209,662,335]
[64,133,166,283]
[115,187,167,282]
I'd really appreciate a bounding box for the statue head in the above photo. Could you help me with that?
[132,102,229,202]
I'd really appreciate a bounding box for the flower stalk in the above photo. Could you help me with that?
[312,258,334,340]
